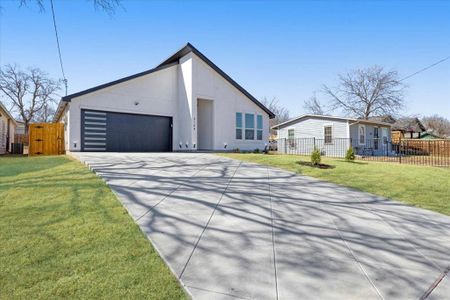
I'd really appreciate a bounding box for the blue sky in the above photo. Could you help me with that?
[1,0,449,119]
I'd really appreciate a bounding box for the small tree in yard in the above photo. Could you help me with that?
[345,147,355,161]
[311,148,321,166]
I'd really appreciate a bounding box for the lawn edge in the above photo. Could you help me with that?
[70,154,193,300]
[216,153,450,218]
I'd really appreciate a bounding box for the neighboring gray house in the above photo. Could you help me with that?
[272,115,392,157]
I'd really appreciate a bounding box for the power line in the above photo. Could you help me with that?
[50,0,68,95]
[400,56,450,82]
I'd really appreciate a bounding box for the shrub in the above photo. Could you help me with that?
[311,148,321,165]
[233,148,240,153]
[253,148,260,154]
[345,147,355,161]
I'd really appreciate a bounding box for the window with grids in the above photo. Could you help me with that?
[256,115,263,140]
[245,113,255,140]
[324,126,332,144]
[288,129,295,140]
[359,125,366,145]
[235,113,242,139]
[382,127,388,144]
[288,129,295,147]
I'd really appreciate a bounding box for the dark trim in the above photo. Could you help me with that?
[54,43,275,122]
[158,43,275,119]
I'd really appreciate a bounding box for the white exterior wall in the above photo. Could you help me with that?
[277,117,350,157]
[177,54,195,150]
[66,65,179,151]
[63,52,270,152]
[278,117,349,139]
[192,55,269,151]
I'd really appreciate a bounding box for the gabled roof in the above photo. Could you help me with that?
[392,117,426,132]
[0,101,18,126]
[53,43,275,121]
[272,114,392,129]
[158,43,274,118]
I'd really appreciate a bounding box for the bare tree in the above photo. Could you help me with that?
[34,101,57,123]
[0,65,61,132]
[261,97,290,135]
[303,93,326,115]
[17,0,121,14]
[422,115,450,138]
[323,66,406,119]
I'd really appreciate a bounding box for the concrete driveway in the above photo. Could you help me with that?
[73,152,450,300]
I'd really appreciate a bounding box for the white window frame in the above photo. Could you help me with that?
[244,113,255,140]
[287,129,295,140]
[323,124,333,144]
[256,114,263,141]
[358,124,366,145]
[382,127,389,144]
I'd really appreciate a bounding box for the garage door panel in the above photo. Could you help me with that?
[81,109,172,152]
[82,110,107,151]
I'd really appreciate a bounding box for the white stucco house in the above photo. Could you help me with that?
[53,43,275,152]
[0,101,17,154]
[272,114,392,157]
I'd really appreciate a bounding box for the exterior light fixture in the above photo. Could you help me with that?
[224,143,227,149]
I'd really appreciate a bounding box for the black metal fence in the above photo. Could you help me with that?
[277,138,450,167]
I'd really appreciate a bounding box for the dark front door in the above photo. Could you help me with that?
[81,110,172,152]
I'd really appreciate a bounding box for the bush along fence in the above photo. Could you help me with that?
[277,138,450,167]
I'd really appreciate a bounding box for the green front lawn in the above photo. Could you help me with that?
[0,156,186,299]
[218,153,450,216]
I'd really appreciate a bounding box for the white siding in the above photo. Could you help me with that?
[0,116,6,154]
[0,109,16,154]
[278,117,348,139]
[277,117,350,157]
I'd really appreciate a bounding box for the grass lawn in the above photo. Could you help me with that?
[218,153,450,216]
[0,156,187,299]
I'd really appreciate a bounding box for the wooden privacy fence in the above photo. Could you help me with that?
[29,123,65,156]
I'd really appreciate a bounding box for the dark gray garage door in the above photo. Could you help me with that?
[81,110,172,152]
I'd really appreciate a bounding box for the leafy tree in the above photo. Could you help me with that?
[345,147,355,161]
[311,148,321,165]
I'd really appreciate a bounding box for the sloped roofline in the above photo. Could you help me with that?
[272,114,392,129]
[53,43,275,121]
[0,101,18,126]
